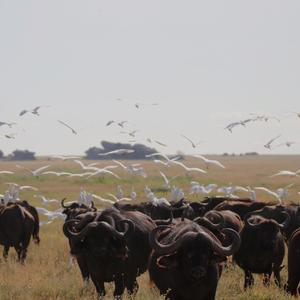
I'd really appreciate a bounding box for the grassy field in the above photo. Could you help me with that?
[0,155,299,299]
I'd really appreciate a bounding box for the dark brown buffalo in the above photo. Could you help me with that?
[62,198,97,221]
[0,203,35,262]
[61,199,99,282]
[285,228,300,295]
[245,204,300,241]
[148,221,241,300]
[214,200,275,219]
[204,210,243,233]
[18,200,40,244]
[201,196,253,211]
[233,214,288,289]
[64,207,156,299]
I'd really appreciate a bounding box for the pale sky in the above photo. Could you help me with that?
[0,0,299,156]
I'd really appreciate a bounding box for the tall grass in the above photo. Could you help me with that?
[0,155,299,299]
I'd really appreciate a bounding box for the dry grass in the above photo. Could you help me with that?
[0,155,299,299]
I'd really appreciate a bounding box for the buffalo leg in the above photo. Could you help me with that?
[76,255,90,282]
[90,275,105,299]
[263,270,272,287]
[14,245,22,262]
[114,275,126,299]
[126,279,139,298]
[285,276,300,296]
[3,246,9,260]
[244,270,254,289]
[273,267,282,287]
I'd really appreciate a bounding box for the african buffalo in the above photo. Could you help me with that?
[0,203,35,262]
[233,214,288,289]
[61,198,99,282]
[148,220,241,300]
[214,200,275,219]
[63,207,156,299]
[285,228,300,296]
[245,204,300,241]
[18,200,40,244]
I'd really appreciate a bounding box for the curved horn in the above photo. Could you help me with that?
[278,211,290,230]
[203,211,225,229]
[149,226,196,255]
[91,201,97,212]
[245,215,264,227]
[102,215,116,227]
[117,219,135,239]
[97,221,126,239]
[194,212,225,231]
[63,219,98,243]
[61,198,69,208]
[155,214,173,226]
[205,228,241,256]
[73,212,97,230]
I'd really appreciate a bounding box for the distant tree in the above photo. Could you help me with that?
[85,141,158,160]
[0,150,3,159]
[245,152,259,156]
[9,149,36,160]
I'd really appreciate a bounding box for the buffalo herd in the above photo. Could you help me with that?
[3,196,300,299]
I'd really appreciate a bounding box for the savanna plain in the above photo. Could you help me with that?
[0,155,299,300]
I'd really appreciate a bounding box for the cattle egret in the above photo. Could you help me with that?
[0,121,16,128]
[224,122,242,133]
[42,171,73,177]
[172,160,207,174]
[270,170,300,178]
[159,171,178,189]
[91,193,115,204]
[0,171,14,175]
[98,149,135,156]
[51,155,81,160]
[58,120,77,135]
[17,164,50,177]
[34,195,60,205]
[275,141,296,148]
[181,134,202,148]
[193,155,225,169]
[254,184,293,203]
[264,135,281,150]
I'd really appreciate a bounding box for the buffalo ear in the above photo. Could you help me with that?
[156,253,179,269]
[210,253,227,264]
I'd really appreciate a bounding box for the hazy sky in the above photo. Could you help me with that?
[0,0,299,156]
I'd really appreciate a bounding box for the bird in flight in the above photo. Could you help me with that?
[58,120,77,135]
[34,194,60,205]
[51,155,81,160]
[224,121,243,133]
[159,171,178,189]
[181,134,202,148]
[275,141,296,148]
[193,155,225,169]
[134,102,158,109]
[0,121,17,128]
[172,160,207,174]
[98,149,135,156]
[4,133,17,139]
[254,184,293,204]
[0,170,14,175]
[270,169,300,178]
[264,135,281,150]
[19,105,49,117]
[16,164,50,177]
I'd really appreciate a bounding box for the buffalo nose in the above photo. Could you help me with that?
[191,267,206,279]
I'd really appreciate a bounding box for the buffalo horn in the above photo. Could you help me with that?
[278,211,290,230]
